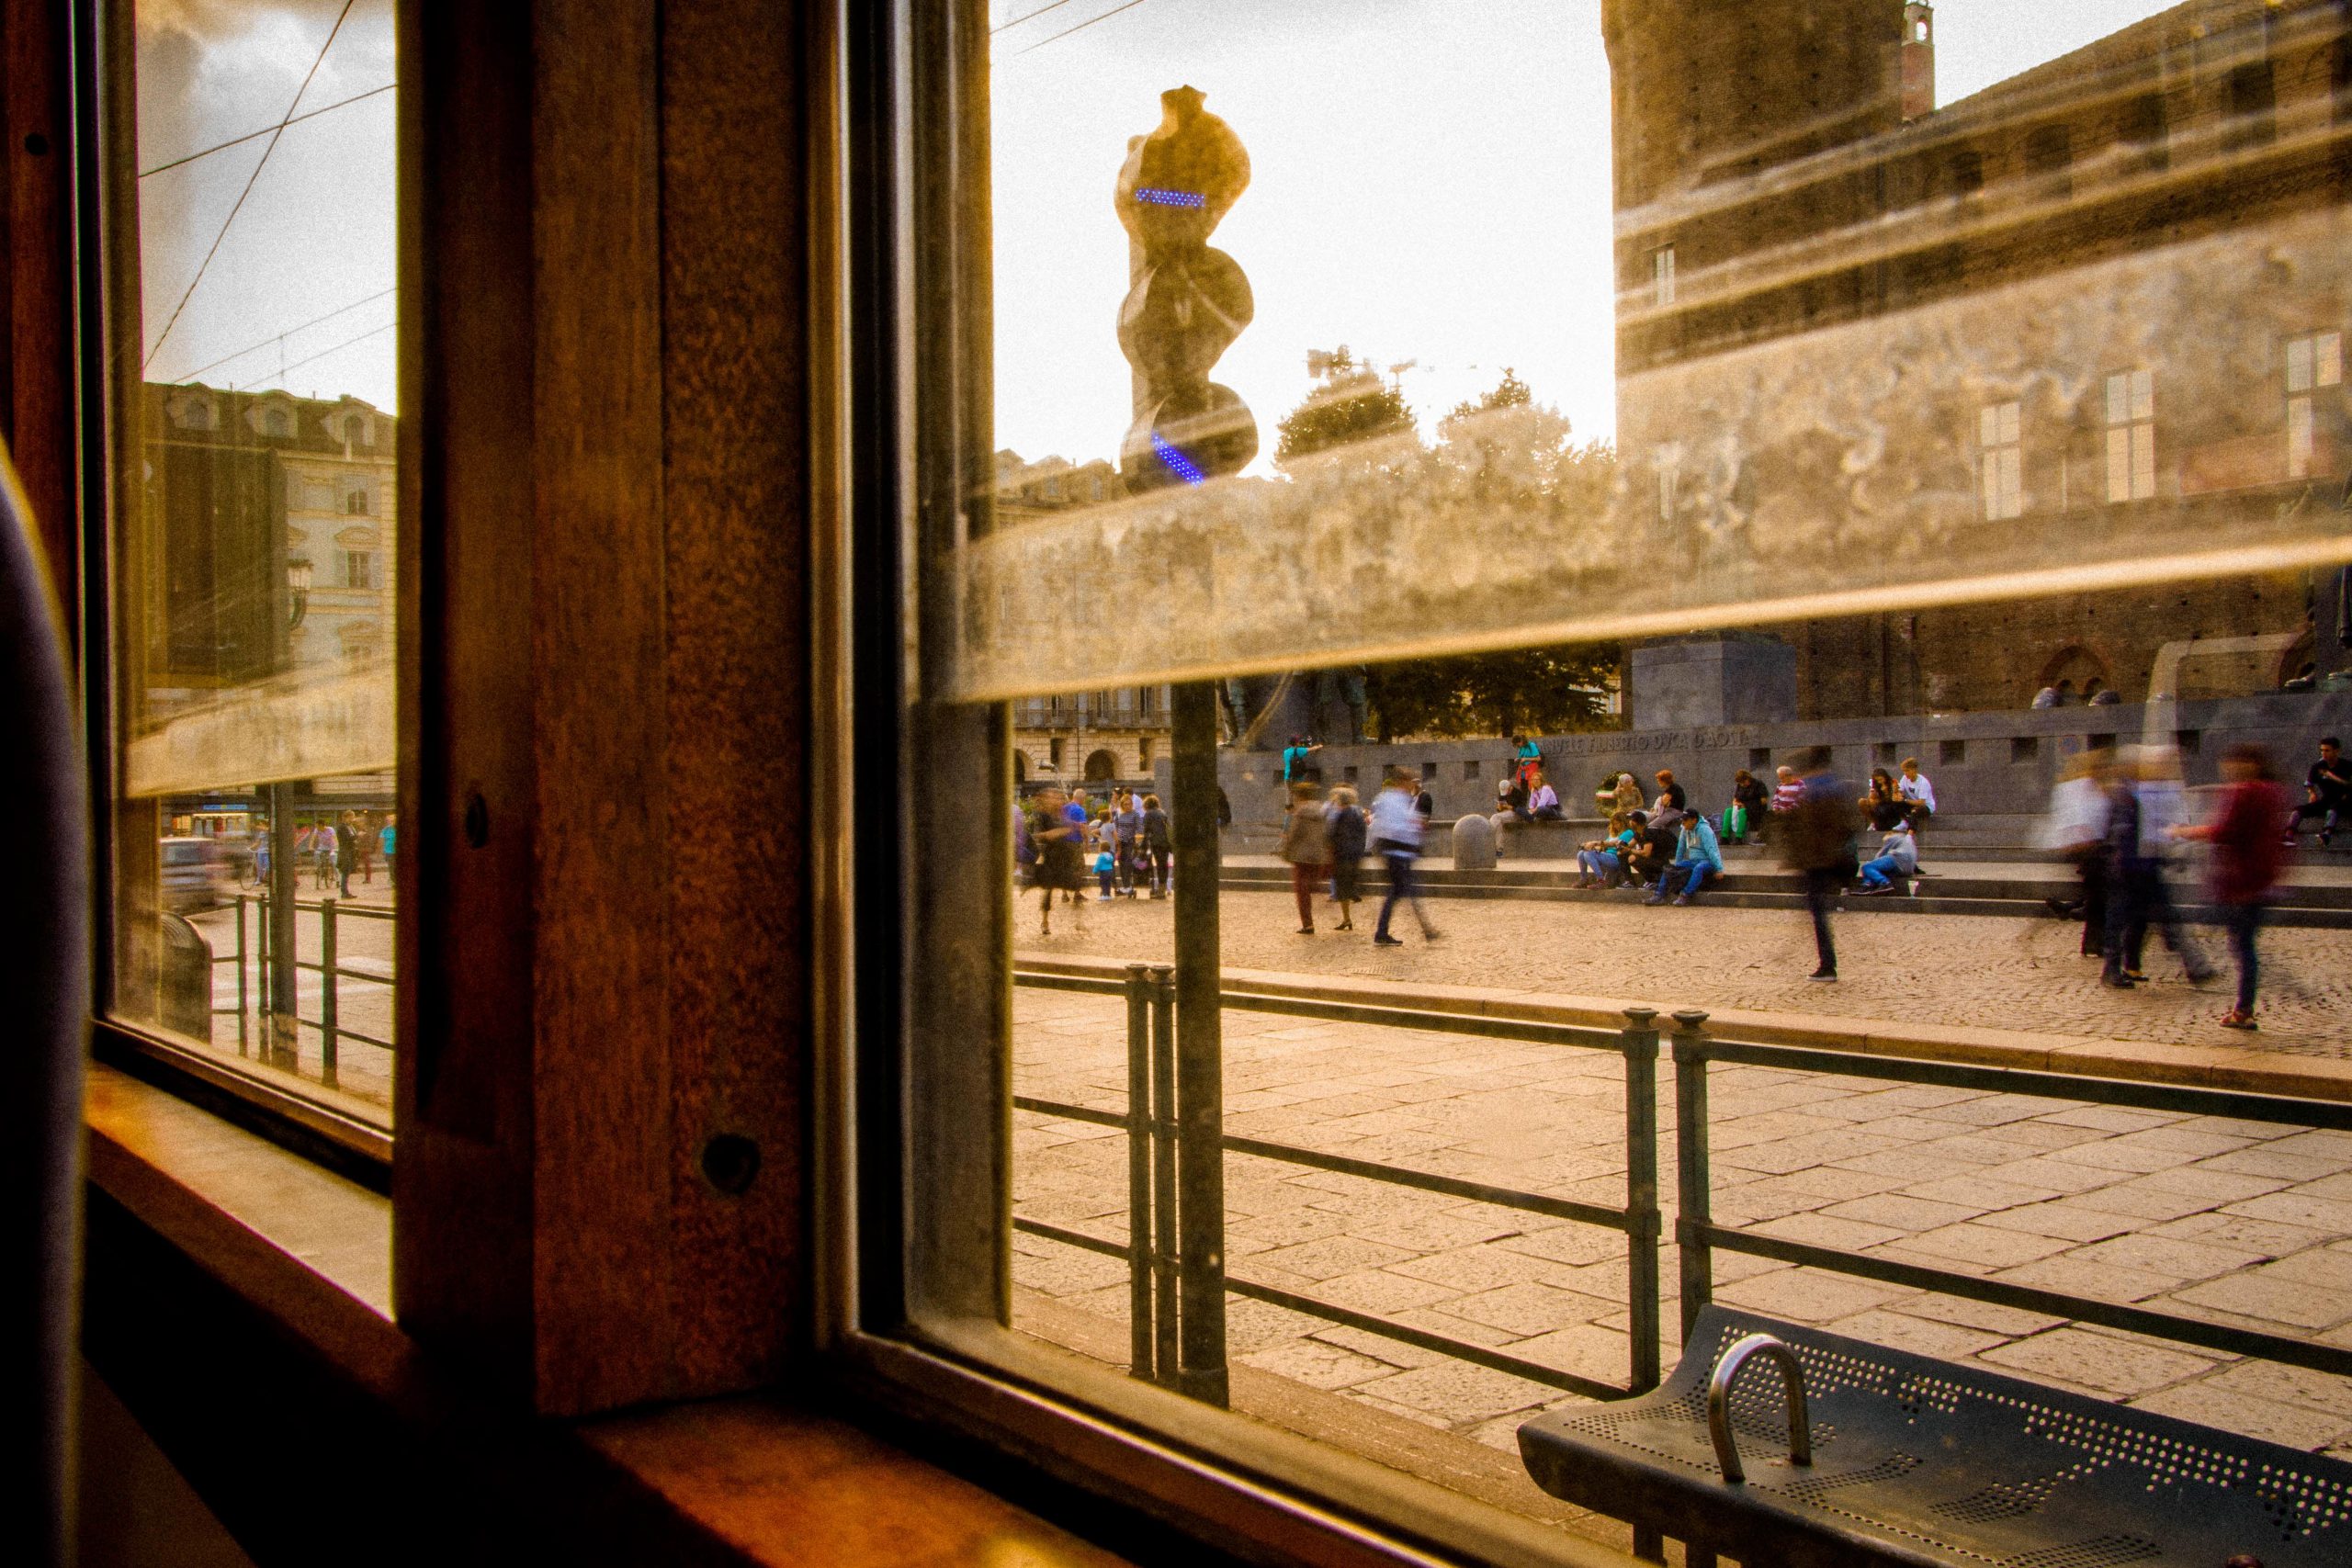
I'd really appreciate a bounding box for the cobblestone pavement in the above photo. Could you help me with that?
[1023,886,2352,1056]
[1010,897,2352,1477]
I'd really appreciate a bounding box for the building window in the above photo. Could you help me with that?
[2104,369,2155,502]
[1655,446,1678,521]
[263,406,292,437]
[1138,737,1153,768]
[341,549,379,590]
[1979,400,2022,520]
[1950,149,1984,197]
[1048,737,1064,770]
[345,488,371,514]
[2287,331,2342,480]
[1651,244,1676,307]
[2226,61,2276,148]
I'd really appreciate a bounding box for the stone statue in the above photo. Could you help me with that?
[1114,86,1256,491]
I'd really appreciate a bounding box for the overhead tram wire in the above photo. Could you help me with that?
[139,82,393,180]
[991,0,1080,32]
[1009,0,1150,56]
[141,0,358,372]
[267,319,394,383]
[168,286,395,386]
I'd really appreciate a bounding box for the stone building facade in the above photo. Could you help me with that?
[995,448,1171,787]
[1606,0,2352,721]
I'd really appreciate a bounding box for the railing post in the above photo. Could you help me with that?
[233,894,249,1052]
[1149,964,1181,1389]
[318,896,339,1089]
[1621,1008,1662,1398]
[1125,963,1155,1381]
[1672,1010,1714,1345]
[1170,682,1229,1408]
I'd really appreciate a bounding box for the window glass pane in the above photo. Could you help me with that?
[112,0,398,1129]
[922,0,2352,1560]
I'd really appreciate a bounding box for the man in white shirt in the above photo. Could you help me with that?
[1897,757,1937,826]
[1369,770,1440,946]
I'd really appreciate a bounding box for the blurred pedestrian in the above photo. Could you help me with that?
[1370,769,1439,946]
[2174,743,2290,1030]
[1025,786,1085,936]
[1279,782,1332,934]
[2038,748,2112,958]
[2103,747,2211,988]
[1781,746,1855,982]
[1326,784,1366,931]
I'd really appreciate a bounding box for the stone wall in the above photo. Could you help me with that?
[1210,689,2352,833]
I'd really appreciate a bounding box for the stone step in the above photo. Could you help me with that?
[1217,866,2352,925]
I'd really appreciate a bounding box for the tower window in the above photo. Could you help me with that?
[2104,369,2155,502]
[2287,332,2342,480]
[1979,401,2022,521]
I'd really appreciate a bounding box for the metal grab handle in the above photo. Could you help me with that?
[1708,1333,1814,1483]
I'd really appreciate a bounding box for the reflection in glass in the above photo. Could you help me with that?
[966,0,2352,1554]
[113,0,397,1127]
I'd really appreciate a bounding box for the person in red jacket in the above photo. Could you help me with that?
[2175,743,2290,1031]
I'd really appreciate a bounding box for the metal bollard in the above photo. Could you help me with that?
[1621,1007,1662,1397]
[319,897,339,1089]
[233,895,249,1052]
[1149,964,1182,1388]
[1672,1010,1714,1344]
[1125,963,1155,1380]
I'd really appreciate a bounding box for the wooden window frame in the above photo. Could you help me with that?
[48,0,1647,1560]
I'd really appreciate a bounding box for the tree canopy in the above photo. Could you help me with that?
[1275,347,1417,461]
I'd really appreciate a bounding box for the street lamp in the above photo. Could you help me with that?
[287,556,312,628]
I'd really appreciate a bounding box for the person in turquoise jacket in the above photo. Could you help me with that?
[1646,812,1723,906]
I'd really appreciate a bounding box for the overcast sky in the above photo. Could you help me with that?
[131,0,2173,432]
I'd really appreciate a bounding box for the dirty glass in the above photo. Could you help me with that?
[109,0,397,1132]
[913,1,2352,1562]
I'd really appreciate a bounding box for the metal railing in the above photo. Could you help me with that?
[1016,967,2352,1427]
[1671,1014,2352,1380]
[1013,964,1668,1404]
[210,894,394,1088]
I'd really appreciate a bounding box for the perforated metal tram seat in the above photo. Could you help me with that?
[1519,1306,2352,1568]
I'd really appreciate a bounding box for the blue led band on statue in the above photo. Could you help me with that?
[1135,187,1207,209]
[1152,434,1205,486]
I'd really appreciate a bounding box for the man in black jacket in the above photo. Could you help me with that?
[1779,747,1856,982]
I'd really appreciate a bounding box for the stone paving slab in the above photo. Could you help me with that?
[1011,978,2352,1483]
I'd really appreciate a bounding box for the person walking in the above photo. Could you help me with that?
[2173,743,2289,1030]
[1026,786,1085,936]
[1370,770,1440,946]
[335,813,359,897]
[1326,784,1366,931]
[2037,748,2112,957]
[1648,809,1724,905]
[1140,793,1171,897]
[2102,748,2211,988]
[1781,746,1855,981]
[1278,783,1333,934]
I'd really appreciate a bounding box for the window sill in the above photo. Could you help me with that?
[81,1064,1138,1568]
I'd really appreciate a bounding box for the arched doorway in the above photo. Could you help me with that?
[2036,645,2109,704]
[1083,749,1118,783]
